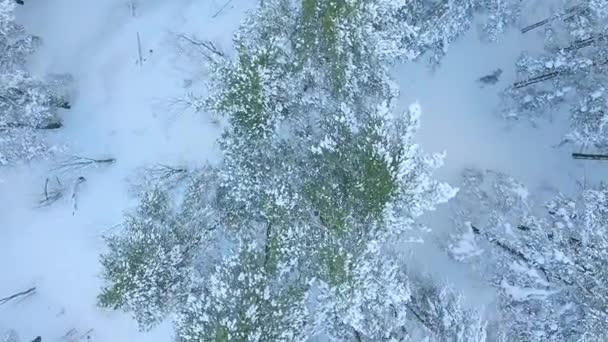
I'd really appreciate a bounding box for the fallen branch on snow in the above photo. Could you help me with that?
[38,177,66,207]
[136,32,144,67]
[212,0,234,18]
[52,155,116,172]
[144,164,188,182]
[512,70,561,89]
[572,152,608,160]
[71,176,87,216]
[521,5,587,34]
[175,33,225,62]
[0,287,36,306]
[63,328,94,342]
[129,164,191,195]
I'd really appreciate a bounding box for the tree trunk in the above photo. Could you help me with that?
[0,121,62,130]
[263,223,273,271]
[353,329,363,342]
[0,287,36,306]
[38,121,63,129]
[572,153,608,160]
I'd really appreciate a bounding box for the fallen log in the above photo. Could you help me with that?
[52,155,116,172]
[0,121,63,130]
[513,70,561,89]
[572,153,608,160]
[0,287,36,306]
[521,5,585,33]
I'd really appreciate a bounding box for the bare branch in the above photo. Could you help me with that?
[72,176,87,216]
[212,0,234,18]
[37,177,67,207]
[0,287,36,306]
[129,164,190,195]
[471,224,552,284]
[128,0,137,17]
[150,164,188,176]
[51,155,116,172]
[0,94,20,108]
[405,303,434,333]
[136,32,144,66]
[44,177,49,201]
[62,328,94,342]
[175,33,225,62]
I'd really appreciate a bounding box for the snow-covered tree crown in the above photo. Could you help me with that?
[449,168,608,341]
[501,0,608,151]
[98,1,472,341]
[0,0,71,165]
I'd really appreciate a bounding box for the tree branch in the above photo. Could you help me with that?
[405,303,434,333]
[0,287,36,306]
[52,155,116,172]
[212,0,234,18]
[471,224,552,283]
[175,33,225,62]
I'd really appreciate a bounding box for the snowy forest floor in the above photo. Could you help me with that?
[0,1,604,341]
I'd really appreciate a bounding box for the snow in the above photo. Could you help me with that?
[1,0,252,340]
[1,1,605,340]
[511,183,530,201]
[449,223,483,261]
[394,24,603,312]
[591,89,604,99]
[396,28,580,192]
[508,261,550,287]
[500,278,557,301]
[552,249,573,265]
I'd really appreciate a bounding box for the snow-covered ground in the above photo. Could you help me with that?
[0,1,251,340]
[398,29,595,197]
[1,1,604,341]
[396,26,604,310]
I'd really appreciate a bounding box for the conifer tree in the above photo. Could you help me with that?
[0,0,70,165]
[98,1,489,341]
[449,168,608,341]
[502,0,608,150]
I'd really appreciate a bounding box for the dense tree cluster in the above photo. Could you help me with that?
[0,0,70,166]
[84,0,608,341]
[97,1,497,341]
[502,0,608,150]
[449,168,608,341]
